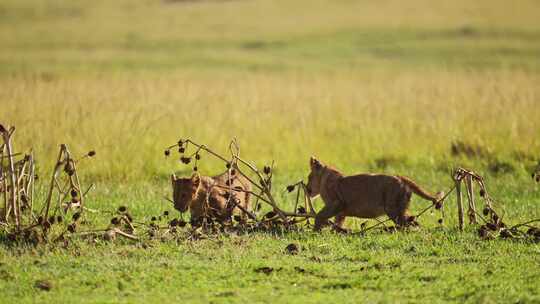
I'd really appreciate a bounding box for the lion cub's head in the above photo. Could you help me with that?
[171,173,201,212]
[306,156,324,198]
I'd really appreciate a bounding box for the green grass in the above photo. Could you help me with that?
[1,0,540,303]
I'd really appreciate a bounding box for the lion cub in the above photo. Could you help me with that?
[306,156,442,231]
[171,171,251,226]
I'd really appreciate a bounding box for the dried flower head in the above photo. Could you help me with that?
[111,217,120,225]
[482,207,490,216]
[64,161,75,176]
[67,223,77,233]
[179,147,185,153]
[57,216,63,223]
[193,166,198,172]
[72,212,81,222]
[164,150,170,157]
[70,189,78,198]
[195,153,201,160]
[297,206,306,214]
[486,223,497,231]
[49,216,56,224]
[286,185,295,192]
[88,150,96,157]
[180,157,191,164]
[438,218,443,224]
[263,166,271,175]
[479,189,486,197]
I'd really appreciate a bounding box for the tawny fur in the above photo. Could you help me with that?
[306,156,442,231]
[171,171,251,225]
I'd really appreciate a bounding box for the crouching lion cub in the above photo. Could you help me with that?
[306,156,443,231]
[171,171,251,226]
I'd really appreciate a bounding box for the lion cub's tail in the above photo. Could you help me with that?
[398,176,442,203]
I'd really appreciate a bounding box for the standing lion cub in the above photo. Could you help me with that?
[171,171,251,226]
[306,156,442,231]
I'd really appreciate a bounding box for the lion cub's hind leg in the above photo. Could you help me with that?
[386,189,414,228]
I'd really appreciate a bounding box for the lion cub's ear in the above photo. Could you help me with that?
[310,156,322,171]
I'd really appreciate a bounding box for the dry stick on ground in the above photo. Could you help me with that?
[2,126,20,229]
[454,171,465,231]
[43,146,66,219]
[465,175,477,224]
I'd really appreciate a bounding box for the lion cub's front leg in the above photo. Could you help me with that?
[314,202,343,231]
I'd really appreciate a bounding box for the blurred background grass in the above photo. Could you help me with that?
[1,0,539,182]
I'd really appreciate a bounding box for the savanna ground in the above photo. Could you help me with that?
[1,0,540,303]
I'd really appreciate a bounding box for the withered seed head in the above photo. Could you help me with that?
[164,150,170,157]
[88,150,96,157]
[70,189,78,198]
[57,216,63,223]
[297,206,306,214]
[486,223,497,231]
[180,157,191,164]
[435,202,442,209]
[482,207,490,216]
[178,220,187,227]
[479,189,486,197]
[195,153,201,160]
[72,212,81,222]
[263,166,271,175]
[286,185,295,193]
[118,206,127,213]
[264,211,277,218]
[151,216,157,221]
[67,223,77,233]
[49,216,56,224]
[193,166,198,172]
[438,218,443,224]
[500,229,512,238]
[179,147,185,153]
[111,217,120,225]
[163,210,169,217]
[169,219,178,227]
[226,162,231,169]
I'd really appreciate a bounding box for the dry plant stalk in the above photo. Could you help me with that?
[0,123,95,242]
